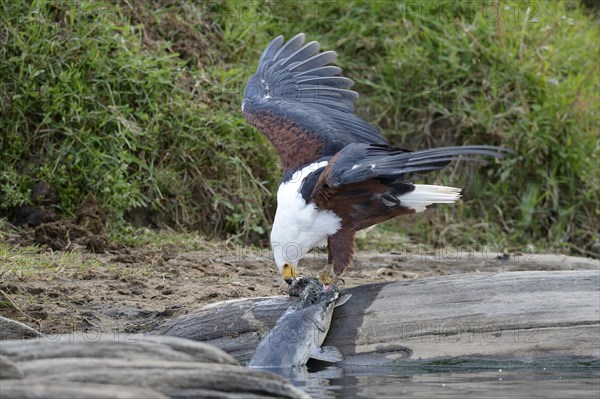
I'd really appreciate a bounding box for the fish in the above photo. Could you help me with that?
[248,278,351,368]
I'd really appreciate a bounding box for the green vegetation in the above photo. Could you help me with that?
[0,0,278,242]
[0,242,104,278]
[1,0,598,256]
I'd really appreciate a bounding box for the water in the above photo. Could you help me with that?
[267,363,600,399]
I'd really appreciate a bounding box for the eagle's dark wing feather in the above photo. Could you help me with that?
[320,144,510,188]
[242,33,388,172]
[309,144,511,227]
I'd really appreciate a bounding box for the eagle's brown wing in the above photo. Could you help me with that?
[242,33,388,173]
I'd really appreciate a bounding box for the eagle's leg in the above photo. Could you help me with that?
[319,238,335,284]
[320,230,355,286]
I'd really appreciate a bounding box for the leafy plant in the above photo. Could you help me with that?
[0,0,598,255]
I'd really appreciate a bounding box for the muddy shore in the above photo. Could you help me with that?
[2,234,597,336]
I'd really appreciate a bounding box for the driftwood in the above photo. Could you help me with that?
[0,355,23,380]
[0,334,238,364]
[0,316,41,340]
[0,381,169,399]
[160,270,600,365]
[0,334,310,399]
[312,251,600,271]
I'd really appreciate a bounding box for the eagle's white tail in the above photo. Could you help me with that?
[399,184,462,213]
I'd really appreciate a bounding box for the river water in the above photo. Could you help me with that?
[270,363,600,398]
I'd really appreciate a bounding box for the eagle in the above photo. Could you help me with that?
[242,33,510,285]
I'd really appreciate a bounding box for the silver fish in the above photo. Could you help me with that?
[248,285,351,368]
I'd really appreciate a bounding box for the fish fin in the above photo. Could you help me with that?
[334,294,352,307]
[310,346,344,363]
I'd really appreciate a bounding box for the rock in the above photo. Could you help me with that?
[11,205,58,228]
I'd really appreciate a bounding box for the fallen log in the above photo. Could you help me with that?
[0,381,169,399]
[0,334,238,365]
[16,358,309,399]
[0,335,310,399]
[0,355,23,380]
[159,270,600,365]
[0,316,41,340]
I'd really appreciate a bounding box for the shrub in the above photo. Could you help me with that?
[1,0,598,255]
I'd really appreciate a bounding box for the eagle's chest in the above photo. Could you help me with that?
[270,163,341,251]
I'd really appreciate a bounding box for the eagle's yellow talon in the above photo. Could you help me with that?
[319,272,330,285]
[319,264,341,286]
[319,264,333,285]
[328,275,340,286]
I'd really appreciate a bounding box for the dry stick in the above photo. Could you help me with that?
[0,288,42,330]
[569,243,600,260]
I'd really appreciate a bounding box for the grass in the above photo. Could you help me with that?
[0,242,103,278]
[0,0,278,243]
[0,0,598,256]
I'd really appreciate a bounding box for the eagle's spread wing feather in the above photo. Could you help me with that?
[242,33,388,172]
[325,144,510,187]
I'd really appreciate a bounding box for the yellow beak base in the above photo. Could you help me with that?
[282,263,296,285]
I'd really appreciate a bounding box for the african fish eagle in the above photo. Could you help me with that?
[242,33,510,285]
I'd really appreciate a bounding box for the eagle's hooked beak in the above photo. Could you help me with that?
[282,263,296,285]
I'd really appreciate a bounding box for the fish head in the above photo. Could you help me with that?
[288,276,321,297]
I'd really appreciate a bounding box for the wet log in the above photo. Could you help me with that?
[0,335,310,399]
[0,334,238,365]
[159,270,600,365]
[15,359,309,399]
[0,381,168,399]
[0,316,41,340]
[0,355,23,380]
